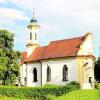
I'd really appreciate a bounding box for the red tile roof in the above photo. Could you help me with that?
[42,36,85,59]
[25,34,87,63]
[21,51,27,64]
[26,46,47,62]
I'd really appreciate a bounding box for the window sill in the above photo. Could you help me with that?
[33,80,38,83]
[46,80,52,83]
[62,80,68,82]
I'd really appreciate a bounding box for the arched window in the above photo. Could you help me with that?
[47,66,51,81]
[30,32,32,40]
[63,65,68,81]
[33,68,37,82]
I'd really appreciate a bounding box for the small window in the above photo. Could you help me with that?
[33,68,37,82]
[47,66,51,81]
[35,33,37,40]
[89,77,92,83]
[30,32,32,40]
[63,65,68,81]
[24,77,26,82]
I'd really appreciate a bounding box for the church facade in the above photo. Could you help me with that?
[20,11,95,89]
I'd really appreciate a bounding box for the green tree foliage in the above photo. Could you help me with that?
[94,57,100,82]
[0,29,21,85]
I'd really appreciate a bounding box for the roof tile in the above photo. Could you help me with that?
[25,35,86,62]
[42,36,85,59]
[21,52,27,64]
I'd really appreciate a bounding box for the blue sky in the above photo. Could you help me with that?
[0,0,99,58]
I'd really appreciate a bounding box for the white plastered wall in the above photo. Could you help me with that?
[26,62,41,86]
[78,33,94,56]
[27,45,38,57]
[41,58,77,86]
[20,64,26,85]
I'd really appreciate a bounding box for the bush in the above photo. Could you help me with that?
[46,94,56,100]
[0,81,80,99]
[68,81,80,85]
[67,81,80,89]
[44,84,59,87]
[95,83,100,89]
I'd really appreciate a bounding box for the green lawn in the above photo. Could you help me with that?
[55,90,100,100]
[1,90,100,100]
[0,96,28,100]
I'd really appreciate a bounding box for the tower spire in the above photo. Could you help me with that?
[32,8,35,18]
[26,9,40,57]
[29,8,37,23]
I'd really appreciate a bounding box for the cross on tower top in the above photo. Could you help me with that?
[32,8,35,18]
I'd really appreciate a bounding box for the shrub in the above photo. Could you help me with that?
[46,94,56,100]
[0,81,80,99]
[95,83,100,89]
[44,84,59,87]
[67,81,80,89]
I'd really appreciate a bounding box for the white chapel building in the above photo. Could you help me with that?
[20,11,95,89]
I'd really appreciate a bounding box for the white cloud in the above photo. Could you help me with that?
[0,0,99,55]
[8,0,38,10]
[6,0,100,25]
[41,0,100,12]
[0,7,29,20]
[40,0,100,24]
[0,0,7,4]
[0,7,29,49]
[0,17,15,26]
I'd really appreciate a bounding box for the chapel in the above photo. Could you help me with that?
[20,10,95,89]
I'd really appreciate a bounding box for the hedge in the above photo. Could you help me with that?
[0,81,80,99]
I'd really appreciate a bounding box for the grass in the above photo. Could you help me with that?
[0,96,44,100]
[1,89,100,100]
[55,89,100,100]
[0,96,29,100]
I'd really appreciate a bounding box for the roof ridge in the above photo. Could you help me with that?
[50,35,84,43]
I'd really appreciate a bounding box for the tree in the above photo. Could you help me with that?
[94,57,100,82]
[0,29,21,85]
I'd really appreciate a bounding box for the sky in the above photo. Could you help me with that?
[0,0,100,58]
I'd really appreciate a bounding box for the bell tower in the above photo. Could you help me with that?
[26,9,40,57]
